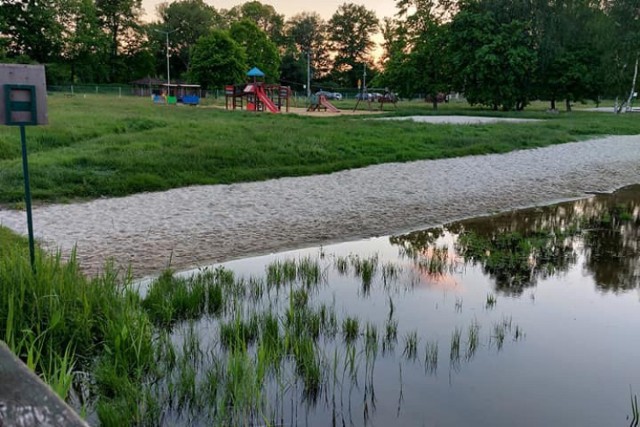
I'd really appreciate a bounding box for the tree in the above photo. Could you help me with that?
[285,12,331,79]
[379,0,452,108]
[189,30,247,89]
[95,0,143,81]
[449,1,537,110]
[279,50,307,90]
[229,19,280,81]
[153,0,221,79]
[535,0,606,111]
[328,3,379,87]
[374,17,417,97]
[0,0,64,63]
[603,0,640,112]
[223,1,285,46]
[63,0,111,83]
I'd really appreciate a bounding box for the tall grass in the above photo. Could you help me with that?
[0,227,155,422]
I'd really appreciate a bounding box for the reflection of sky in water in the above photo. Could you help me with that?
[161,186,640,426]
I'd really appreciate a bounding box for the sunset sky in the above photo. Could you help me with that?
[141,0,398,21]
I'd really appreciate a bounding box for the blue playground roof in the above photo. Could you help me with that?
[246,67,265,77]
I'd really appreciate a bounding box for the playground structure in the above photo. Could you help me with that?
[353,89,398,112]
[225,67,291,113]
[307,93,340,113]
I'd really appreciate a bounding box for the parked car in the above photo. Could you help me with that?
[355,93,373,101]
[315,90,335,99]
[333,92,343,101]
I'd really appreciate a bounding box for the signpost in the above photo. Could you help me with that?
[0,64,48,272]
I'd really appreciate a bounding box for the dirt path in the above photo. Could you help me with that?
[1,135,639,278]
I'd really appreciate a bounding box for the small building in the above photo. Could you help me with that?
[130,78,202,98]
[130,77,166,97]
[162,83,202,98]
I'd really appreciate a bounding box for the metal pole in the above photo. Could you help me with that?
[363,64,367,93]
[155,28,179,94]
[20,125,36,272]
[166,32,170,87]
[307,51,311,98]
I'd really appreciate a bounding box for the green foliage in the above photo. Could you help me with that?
[0,226,155,422]
[457,228,578,293]
[536,0,608,110]
[449,6,537,110]
[328,3,379,87]
[284,12,331,79]
[64,0,111,84]
[225,0,285,46]
[95,0,144,82]
[0,0,64,63]
[189,30,247,88]
[230,19,280,81]
[153,0,222,79]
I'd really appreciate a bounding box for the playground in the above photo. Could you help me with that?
[224,66,353,115]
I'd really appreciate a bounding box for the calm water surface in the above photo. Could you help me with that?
[159,185,640,427]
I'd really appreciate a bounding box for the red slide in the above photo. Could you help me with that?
[319,96,340,113]
[255,85,280,113]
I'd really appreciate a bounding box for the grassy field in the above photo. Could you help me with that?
[0,94,638,204]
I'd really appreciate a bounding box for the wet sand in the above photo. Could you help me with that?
[1,135,639,278]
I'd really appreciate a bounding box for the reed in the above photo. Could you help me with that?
[403,331,419,361]
[466,320,480,360]
[450,327,462,363]
[424,341,439,373]
[485,293,497,309]
[342,317,360,343]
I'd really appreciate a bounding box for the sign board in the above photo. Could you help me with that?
[0,64,48,126]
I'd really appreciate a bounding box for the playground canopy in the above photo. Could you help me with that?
[246,67,265,78]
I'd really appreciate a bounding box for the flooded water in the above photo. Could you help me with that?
[134,185,640,427]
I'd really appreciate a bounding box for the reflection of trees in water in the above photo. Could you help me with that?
[390,185,640,294]
[456,229,577,295]
[582,203,640,292]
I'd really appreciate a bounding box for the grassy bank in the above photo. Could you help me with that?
[0,226,156,422]
[0,95,639,204]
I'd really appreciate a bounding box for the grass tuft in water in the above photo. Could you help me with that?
[485,293,497,309]
[466,320,480,360]
[342,316,360,343]
[424,341,439,374]
[450,327,462,364]
[383,319,399,354]
[630,388,639,427]
[403,331,419,361]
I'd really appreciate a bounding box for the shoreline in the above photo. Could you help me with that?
[1,135,639,278]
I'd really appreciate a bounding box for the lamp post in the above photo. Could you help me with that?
[154,28,179,91]
[307,50,311,98]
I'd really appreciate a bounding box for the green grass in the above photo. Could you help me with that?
[0,227,155,421]
[1,95,639,204]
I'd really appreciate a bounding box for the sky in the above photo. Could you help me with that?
[141,0,398,22]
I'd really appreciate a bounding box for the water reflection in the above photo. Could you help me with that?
[391,185,640,293]
[112,185,640,427]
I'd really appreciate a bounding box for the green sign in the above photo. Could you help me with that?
[4,84,38,126]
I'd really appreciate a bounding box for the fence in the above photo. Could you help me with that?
[48,85,136,97]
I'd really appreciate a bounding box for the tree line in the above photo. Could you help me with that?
[1,0,639,110]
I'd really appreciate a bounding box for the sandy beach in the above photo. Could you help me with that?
[1,134,639,278]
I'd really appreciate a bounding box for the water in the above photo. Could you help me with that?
[147,185,640,426]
